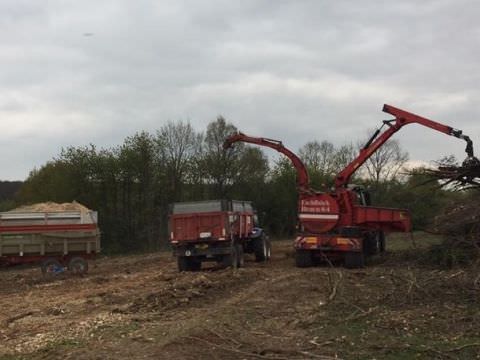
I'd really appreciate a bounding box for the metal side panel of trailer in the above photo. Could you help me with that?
[171,200,253,214]
[0,232,100,257]
[0,210,98,226]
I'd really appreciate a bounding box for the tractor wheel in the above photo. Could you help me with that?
[253,234,268,262]
[41,258,64,278]
[68,257,89,275]
[295,249,313,268]
[344,252,365,269]
[266,239,272,260]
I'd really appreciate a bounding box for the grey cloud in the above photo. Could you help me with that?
[0,0,479,180]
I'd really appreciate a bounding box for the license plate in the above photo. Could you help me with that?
[195,244,209,250]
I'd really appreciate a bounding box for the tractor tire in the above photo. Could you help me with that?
[177,256,201,272]
[41,258,64,278]
[295,249,313,268]
[266,239,272,260]
[68,257,89,275]
[253,234,269,262]
[344,252,365,269]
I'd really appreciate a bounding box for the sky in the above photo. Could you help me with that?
[1,0,479,180]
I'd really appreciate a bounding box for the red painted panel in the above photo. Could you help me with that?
[170,210,254,242]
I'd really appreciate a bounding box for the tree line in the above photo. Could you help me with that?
[11,117,457,253]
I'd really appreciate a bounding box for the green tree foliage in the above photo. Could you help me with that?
[370,169,458,229]
[263,158,298,237]
[199,116,245,198]
[299,140,358,189]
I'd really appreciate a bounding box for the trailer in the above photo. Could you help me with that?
[170,200,270,271]
[0,203,100,276]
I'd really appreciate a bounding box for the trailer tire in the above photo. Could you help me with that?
[253,234,268,262]
[177,256,201,272]
[295,249,313,268]
[41,258,64,277]
[378,231,386,253]
[222,242,239,269]
[345,252,365,269]
[68,257,88,275]
[236,243,244,268]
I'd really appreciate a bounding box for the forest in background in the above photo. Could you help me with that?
[3,117,462,253]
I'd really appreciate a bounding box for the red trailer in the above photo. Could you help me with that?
[170,200,270,271]
[0,203,100,275]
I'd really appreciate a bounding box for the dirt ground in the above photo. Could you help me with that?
[1,236,479,360]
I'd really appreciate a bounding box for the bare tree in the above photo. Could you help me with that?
[200,116,245,198]
[299,140,336,177]
[156,121,202,199]
[360,137,409,184]
[333,143,357,174]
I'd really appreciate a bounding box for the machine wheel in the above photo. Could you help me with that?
[253,234,269,262]
[177,256,201,272]
[344,252,365,269]
[41,258,64,277]
[222,241,239,269]
[68,257,89,275]
[363,233,378,256]
[295,249,313,268]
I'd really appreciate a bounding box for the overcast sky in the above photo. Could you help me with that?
[1,0,479,180]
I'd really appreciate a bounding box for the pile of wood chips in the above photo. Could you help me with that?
[10,201,91,212]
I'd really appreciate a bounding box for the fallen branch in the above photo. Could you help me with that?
[445,342,480,353]
[5,311,35,326]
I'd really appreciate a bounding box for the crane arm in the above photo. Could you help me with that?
[223,132,311,193]
[335,104,476,188]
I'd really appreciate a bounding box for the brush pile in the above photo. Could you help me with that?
[421,156,480,190]
[430,195,480,266]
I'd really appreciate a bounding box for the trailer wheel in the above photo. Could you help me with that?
[378,231,386,253]
[41,258,64,277]
[253,234,268,262]
[236,244,244,268]
[222,242,239,269]
[295,249,313,268]
[177,256,201,272]
[344,252,365,269]
[68,257,89,275]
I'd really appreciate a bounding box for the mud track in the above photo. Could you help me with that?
[1,238,479,359]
